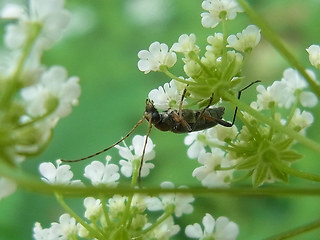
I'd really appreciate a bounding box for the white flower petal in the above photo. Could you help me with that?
[185,223,203,238]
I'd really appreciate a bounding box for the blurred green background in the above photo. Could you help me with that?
[1,0,320,239]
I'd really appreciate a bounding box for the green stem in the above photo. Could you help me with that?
[100,196,112,227]
[141,208,173,234]
[224,92,320,154]
[273,161,320,182]
[162,69,197,85]
[0,23,42,110]
[265,218,320,240]
[236,0,320,99]
[55,193,106,240]
[3,161,320,197]
[121,159,140,227]
[220,18,229,80]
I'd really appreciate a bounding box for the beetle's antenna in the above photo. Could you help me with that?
[60,117,146,163]
[138,118,153,180]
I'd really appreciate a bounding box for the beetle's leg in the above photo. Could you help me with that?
[174,87,192,131]
[138,117,153,182]
[229,80,261,126]
[202,115,232,127]
[209,80,261,127]
[172,110,192,132]
[178,88,187,118]
[191,93,214,131]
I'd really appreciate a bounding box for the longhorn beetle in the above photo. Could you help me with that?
[61,80,260,178]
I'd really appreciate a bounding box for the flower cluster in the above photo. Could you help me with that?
[138,24,261,109]
[0,0,80,199]
[185,68,317,186]
[34,135,239,240]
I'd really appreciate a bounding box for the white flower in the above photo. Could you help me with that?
[0,178,17,200]
[184,125,237,159]
[33,222,53,240]
[147,216,180,239]
[83,197,102,221]
[254,81,293,109]
[84,157,120,186]
[115,135,155,178]
[206,33,224,56]
[138,42,177,73]
[39,160,81,185]
[288,109,314,131]
[33,214,77,240]
[21,66,81,126]
[306,44,320,69]
[193,149,234,188]
[185,213,239,240]
[206,124,238,143]
[201,0,243,28]
[281,68,318,107]
[171,33,200,55]
[107,195,127,219]
[148,79,187,110]
[50,214,78,239]
[3,0,70,50]
[145,181,194,217]
[227,25,261,52]
[1,4,25,19]
[184,131,207,159]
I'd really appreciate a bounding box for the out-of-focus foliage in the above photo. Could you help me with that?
[0,0,319,239]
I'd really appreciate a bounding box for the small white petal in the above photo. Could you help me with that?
[300,91,318,107]
[185,223,203,238]
[306,45,320,69]
[203,213,215,235]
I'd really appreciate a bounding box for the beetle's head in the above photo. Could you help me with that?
[144,99,160,123]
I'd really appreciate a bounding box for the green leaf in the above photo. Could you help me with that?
[280,150,303,162]
[236,155,258,170]
[274,138,294,150]
[252,164,268,187]
[270,165,289,183]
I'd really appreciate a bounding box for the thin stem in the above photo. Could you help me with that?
[141,208,173,234]
[99,196,112,227]
[2,161,320,197]
[224,92,320,154]
[55,193,106,240]
[273,160,320,182]
[162,69,197,85]
[0,23,41,110]
[236,0,320,99]
[265,218,320,240]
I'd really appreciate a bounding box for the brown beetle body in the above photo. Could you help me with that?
[144,100,227,133]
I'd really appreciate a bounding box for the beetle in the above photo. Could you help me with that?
[61,80,260,177]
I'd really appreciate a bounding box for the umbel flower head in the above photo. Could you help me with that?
[0,0,80,201]
[138,24,261,109]
[185,68,316,186]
